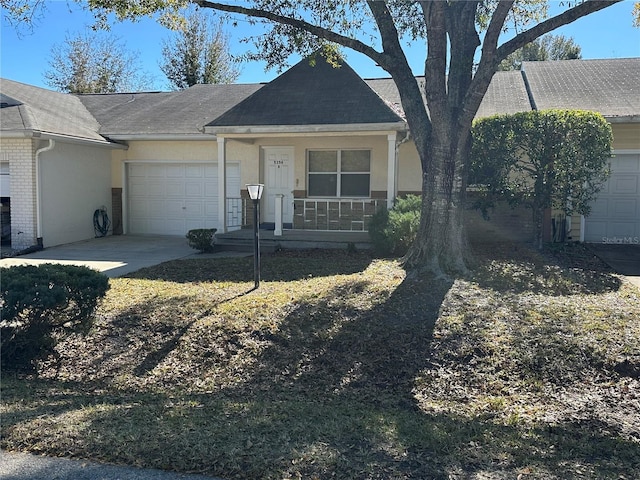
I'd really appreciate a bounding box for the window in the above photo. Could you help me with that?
[308,150,370,197]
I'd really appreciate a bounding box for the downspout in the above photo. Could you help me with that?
[35,138,55,245]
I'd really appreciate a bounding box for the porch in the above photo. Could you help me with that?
[216,220,372,253]
[216,197,372,251]
[222,196,381,252]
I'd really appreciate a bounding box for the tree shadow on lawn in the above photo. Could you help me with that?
[125,249,374,283]
[469,241,622,295]
[2,270,639,478]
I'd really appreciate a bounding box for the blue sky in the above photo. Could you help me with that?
[1,1,639,91]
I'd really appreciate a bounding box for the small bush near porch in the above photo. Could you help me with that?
[1,245,639,479]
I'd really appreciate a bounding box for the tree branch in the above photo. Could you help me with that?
[497,0,622,59]
[421,1,448,115]
[194,0,386,65]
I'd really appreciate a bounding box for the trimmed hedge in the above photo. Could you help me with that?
[186,228,217,253]
[368,195,421,256]
[1,264,109,372]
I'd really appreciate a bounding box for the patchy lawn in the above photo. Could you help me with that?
[1,243,639,479]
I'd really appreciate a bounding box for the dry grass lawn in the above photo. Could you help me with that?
[1,242,639,479]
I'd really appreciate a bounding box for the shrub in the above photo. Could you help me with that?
[368,195,421,256]
[186,228,217,253]
[0,264,109,372]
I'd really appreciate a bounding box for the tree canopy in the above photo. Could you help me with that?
[44,31,151,93]
[160,9,240,89]
[498,33,582,70]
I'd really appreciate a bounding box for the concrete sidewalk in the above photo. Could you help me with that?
[0,235,248,277]
[587,243,640,289]
[0,451,223,480]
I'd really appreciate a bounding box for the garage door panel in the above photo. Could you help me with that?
[129,201,148,217]
[612,176,638,195]
[185,165,203,178]
[128,164,147,177]
[607,222,637,238]
[127,163,239,236]
[590,199,608,217]
[585,154,640,243]
[204,165,218,178]
[184,200,204,216]
[204,201,218,216]
[164,165,185,178]
[143,182,166,197]
[585,221,607,240]
[614,155,640,172]
[185,181,204,197]
[610,199,637,217]
[204,182,218,197]
[164,199,185,216]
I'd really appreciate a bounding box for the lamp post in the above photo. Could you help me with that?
[246,184,264,288]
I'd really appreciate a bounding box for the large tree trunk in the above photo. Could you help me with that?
[403,128,472,277]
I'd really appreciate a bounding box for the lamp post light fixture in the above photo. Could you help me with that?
[246,184,264,288]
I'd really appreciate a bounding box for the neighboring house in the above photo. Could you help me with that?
[1,57,638,250]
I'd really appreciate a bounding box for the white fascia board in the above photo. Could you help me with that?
[0,129,127,149]
[204,122,408,136]
[106,133,217,141]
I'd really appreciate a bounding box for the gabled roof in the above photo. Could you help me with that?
[0,78,108,143]
[522,58,640,119]
[78,83,263,137]
[206,55,405,132]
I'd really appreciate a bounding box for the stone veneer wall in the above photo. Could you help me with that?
[293,199,385,231]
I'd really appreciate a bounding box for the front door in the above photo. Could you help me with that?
[263,147,294,225]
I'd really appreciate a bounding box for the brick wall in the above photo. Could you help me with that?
[2,138,37,249]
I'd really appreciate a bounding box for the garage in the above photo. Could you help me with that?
[127,162,240,236]
[584,153,640,243]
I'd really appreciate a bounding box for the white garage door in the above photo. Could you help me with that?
[127,163,240,236]
[584,153,640,243]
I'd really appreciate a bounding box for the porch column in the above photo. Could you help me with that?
[387,133,397,209]
[217,137,227,233]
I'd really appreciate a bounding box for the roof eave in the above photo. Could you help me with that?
[205,122,408,136]
[0,129,127,149]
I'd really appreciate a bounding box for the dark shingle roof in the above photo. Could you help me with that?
[78,83,263,136]
[476,70,532,118]
[366,71,532,120]
[0,78,106,142]
[207,56,404,129]
[522,58,640,117]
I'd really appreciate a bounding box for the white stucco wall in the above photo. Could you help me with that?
[112,135,395,196]
[40,141,112,247]
[397,141,422,195]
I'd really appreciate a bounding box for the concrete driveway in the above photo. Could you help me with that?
[587,243,640,289]
[0,235,197,278]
